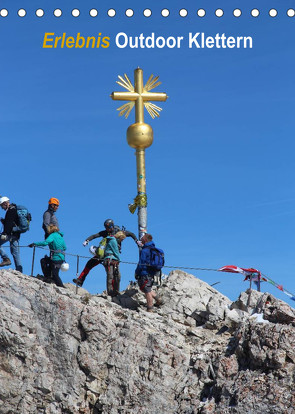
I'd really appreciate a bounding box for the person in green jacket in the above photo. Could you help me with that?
[29,224,66,288]
[104,231,126,296]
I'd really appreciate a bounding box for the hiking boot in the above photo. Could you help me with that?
[147,307,154,313]
[73,278,83,287]
[0,258,12,267]
[43,277,54,284]
[154,296,164,307]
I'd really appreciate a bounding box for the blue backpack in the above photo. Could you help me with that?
[148,246,165,271]
[16,205,32,233]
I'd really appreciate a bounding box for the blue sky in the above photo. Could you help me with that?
[1,0,295,306]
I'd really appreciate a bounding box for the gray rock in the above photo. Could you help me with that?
[231,288,264,314]
[0,269,294,414]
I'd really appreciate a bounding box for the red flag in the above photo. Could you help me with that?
[219,265,261,281]
[219,265,245,274]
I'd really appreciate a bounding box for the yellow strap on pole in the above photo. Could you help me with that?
[128,194,147,214]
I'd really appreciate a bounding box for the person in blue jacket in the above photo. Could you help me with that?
[29,224,66,288]
[135,234,163,312]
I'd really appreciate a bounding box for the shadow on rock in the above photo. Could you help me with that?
[112,287,140,310]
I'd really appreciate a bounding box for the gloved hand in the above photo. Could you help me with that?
[0,218,4,224]
[83,240,89,247]
[0,234,8,241]
[28,243,35,248]
[136,240,143,247]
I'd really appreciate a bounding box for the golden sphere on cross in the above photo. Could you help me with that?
[127,122,153,149]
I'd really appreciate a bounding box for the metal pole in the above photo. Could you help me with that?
[75,255,80,294]
[31,246,36,277]
[136,148,147,239]
[134,69,147,240]
[77,255,80,275]
[257,275,261,292]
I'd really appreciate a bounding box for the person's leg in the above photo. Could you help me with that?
[145,291,156,309]
[41,255,52,278]
[0,237,10,261]
[113,263,121,296]
[105,262,115,296]
[74,258,100,286]
[51,260,64,287]
[138,275,155,310]
[79,258,100,280]
[10,237,22,272]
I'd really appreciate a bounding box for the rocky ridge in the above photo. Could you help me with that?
[0,269,294,413]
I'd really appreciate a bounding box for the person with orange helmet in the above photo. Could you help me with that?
[43,197,60,239]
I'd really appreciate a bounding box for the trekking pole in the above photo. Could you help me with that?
[31,246,36,277]
[75,255,80,294]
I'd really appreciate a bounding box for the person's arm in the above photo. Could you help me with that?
[86,230,106,242]
[61,237,67,252]
[124,230,138,242]
[34,233,53,247]
[43,211,51,228]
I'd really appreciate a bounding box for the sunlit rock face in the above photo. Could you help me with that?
[0,269,294,414]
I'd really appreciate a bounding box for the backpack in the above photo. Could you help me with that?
[114,225,121,233]
[96,237,108,259]
[147,246,165,271]
[16,205,32,233]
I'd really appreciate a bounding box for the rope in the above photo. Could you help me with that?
[17,245,222,269]
[3,245,295,300]
[261,273,295,299]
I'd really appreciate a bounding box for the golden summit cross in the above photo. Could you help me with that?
[110,68,168,239]
[110,68,167,122]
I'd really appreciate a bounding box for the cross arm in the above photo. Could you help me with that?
[141,92,168,102]
[111,92,139,101]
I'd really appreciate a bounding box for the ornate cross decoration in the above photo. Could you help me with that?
[111,68,167,121]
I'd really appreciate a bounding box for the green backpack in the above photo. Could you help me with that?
[96,237,107,259]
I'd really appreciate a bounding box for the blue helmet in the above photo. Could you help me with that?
[104,219,114,229]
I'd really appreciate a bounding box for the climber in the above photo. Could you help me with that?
[0,196,23,272]
[135,233,164,312]
[41,197,61,278]
[73,219,141,287]
[43,197,60,239]
[103,231,126,296]
[29,224,66,288]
